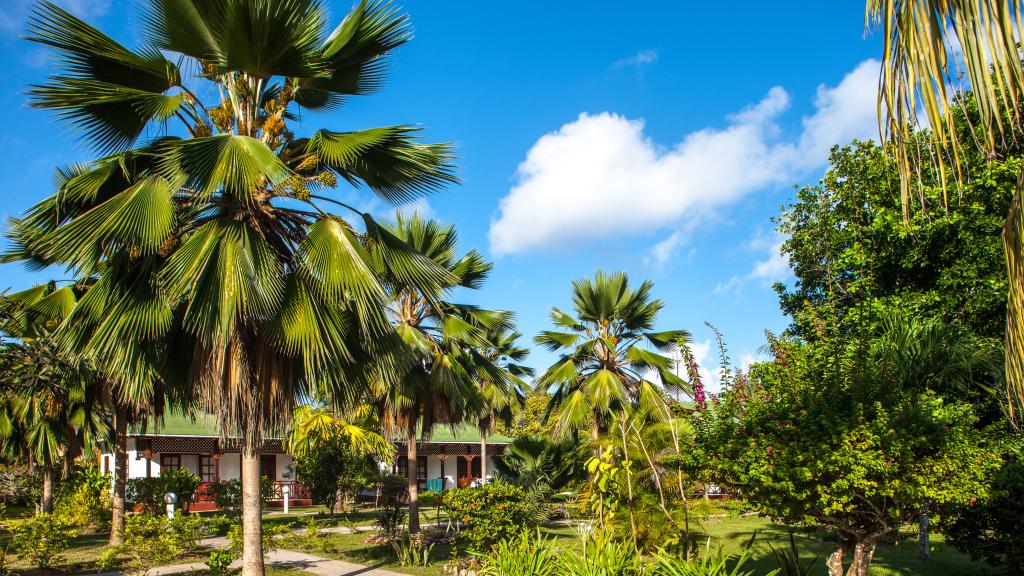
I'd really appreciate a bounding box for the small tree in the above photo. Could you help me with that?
[701,318,1000,576]
[293,438,377,514]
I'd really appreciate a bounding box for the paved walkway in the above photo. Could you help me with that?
[96,524,411,576]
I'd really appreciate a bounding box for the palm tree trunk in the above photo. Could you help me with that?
[240,449,265,576]
[407,421,420,534]
[41,466,54,514]
[479,432,487,484]
[109,405,129,546]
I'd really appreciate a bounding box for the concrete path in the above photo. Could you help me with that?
[91,524,412,576]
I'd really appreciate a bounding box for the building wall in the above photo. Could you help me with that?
[110,443,296,482]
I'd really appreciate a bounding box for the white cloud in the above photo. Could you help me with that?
[612,49,658,70]
[489,59,881,257]
[1,0,110,37]
[714,233,791,295]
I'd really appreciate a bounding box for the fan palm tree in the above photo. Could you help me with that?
[0,283,106,513]
[12,2,456,573]
[475,327,532,483]
[1,281,175,543]
[372,213,513,533]
[535,271,691,450]
[286,403,394,461]
[866,0,1024,422]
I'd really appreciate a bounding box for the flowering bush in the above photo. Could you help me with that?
[443,482,535,552]
[10,512,75,569]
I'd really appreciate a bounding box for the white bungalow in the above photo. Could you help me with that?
[99,412,511,510]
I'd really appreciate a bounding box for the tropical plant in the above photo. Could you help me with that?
[652,543,779,576]
[0,287,106,513]
[558,534,644,576]
[54,464,111,531]
[9,513,74,569]
[704,316,1001,576]
[390,532,434,567]
[12,2,457,574]
[492,435,584,498]
[479,530,560,576]
[535,270,691,444]
[371,214,516,532]
[442,482,536,553]
[291,431,379,514]
[113,514,209,576]
[866,0,1024,422]
[475,327,532,482]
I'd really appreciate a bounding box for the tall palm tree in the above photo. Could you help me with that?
[475,327,532,482]
[535,271,691,449]
[372,213,512,533]
[12,2,456,574]
[866,0,1024,422]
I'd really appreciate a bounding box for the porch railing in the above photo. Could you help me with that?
[194,480,311,503]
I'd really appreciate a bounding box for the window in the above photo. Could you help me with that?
[199,455,216,482]
[396,456,428,480]
[160,453,181,472]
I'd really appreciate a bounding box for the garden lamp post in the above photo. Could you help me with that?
[282,484,290,514]
[164,492,177,520]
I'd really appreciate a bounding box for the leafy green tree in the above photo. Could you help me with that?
[776,136,1016,345]
[287,404,392,514]
[865,0,1024,421]
[292,436,378,514]
[371,214,514,533]
[535,271,690,445]
[11,2,456,574]
[701,316,1000,576]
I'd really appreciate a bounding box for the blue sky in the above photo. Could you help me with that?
[0,1,881,390]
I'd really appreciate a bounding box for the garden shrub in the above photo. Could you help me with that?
[295,517,337,554]
[10,512,74,569]
[205,477,273,516]
[651,545,779,576]
[114,513,209,575]
[389,532,434,567]
[374,474,407,540]
[946,448,1024,572]
[443,482,535,553]
[292,439,377,514]
[54,465,111,531]
[126,469,200,514]
[418,489,441,508]
[205,549,236,576]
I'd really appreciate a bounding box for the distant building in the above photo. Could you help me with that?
[99,412,511,510]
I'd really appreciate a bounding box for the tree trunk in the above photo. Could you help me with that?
[846,538,877,576]
[826,540,845,576]
[479,432,487,484]
[918,507,931,560]
[40,466,54,514]
[592,417,602,457]
[240,450,265,576]
[109,405,129,546]
[407,422,420,534]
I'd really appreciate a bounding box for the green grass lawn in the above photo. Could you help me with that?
[293,514,1001,576]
